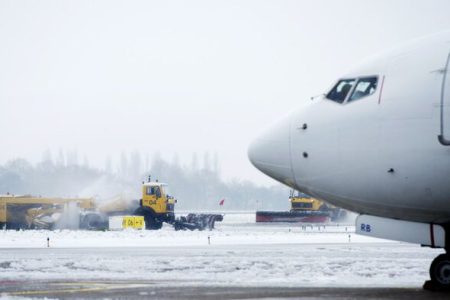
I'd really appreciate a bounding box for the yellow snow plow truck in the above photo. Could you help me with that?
[133,181,176,229]
[133,177,223,230]
[0,177,223,231]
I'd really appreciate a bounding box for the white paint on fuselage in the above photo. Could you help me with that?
[249,31,450,224]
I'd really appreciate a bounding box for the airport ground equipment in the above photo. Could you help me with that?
[0,195,95,229]
[133,179,223,230]
[173,213,223,231]
[133,181,176,229]
[256,190,346,223]
[0,179,223,231]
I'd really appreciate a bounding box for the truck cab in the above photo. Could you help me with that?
[141,182,175,214]
[135,181,176,229]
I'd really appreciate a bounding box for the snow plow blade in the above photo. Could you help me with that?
[172,214,223,231]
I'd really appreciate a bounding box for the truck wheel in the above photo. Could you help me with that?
[144,215,162,230]
[81,213,103,230]
[430,253,450,289]
[134,207,163,230]
[148,220,163,230]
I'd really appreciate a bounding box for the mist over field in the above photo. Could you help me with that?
[2,2,450,298]
[0,151,290,211]
[1,0,450,210]
[2,0,450,188]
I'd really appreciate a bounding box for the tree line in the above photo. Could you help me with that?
[0,152,290,211]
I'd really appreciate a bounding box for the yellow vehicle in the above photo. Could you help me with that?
[289,190,346,222]
[133,179,176,230]
[0,195,95,229]
[289,191,327,212]
[256,191,346,223]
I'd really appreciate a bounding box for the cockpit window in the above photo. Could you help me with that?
[326,76,378,104]
[348,77,378,102]
[146,186,161,197]
[326,79,356,103]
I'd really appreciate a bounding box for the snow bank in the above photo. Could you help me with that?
[1,221,373,249]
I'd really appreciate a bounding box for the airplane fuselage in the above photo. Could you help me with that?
[248,29,450,290]
[249,31,450,224]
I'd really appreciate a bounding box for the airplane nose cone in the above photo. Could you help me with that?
[248,117,294,186]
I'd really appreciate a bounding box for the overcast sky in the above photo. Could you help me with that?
[1,0,450,185]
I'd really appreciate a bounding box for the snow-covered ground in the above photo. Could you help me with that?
[0,213,443,287]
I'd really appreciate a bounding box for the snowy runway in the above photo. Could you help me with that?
[0,244,441,288]
[0,214,443,289]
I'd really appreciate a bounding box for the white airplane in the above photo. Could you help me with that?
[248,30,450,289]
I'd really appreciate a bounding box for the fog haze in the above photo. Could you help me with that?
[1,0,450,185]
